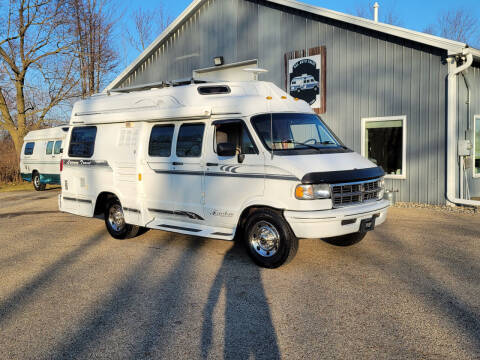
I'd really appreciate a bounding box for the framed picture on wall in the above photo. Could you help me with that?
[284,46,326,114]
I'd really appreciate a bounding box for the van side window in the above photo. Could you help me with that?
[24,142,35,155]
[214,121,257,155]
[68,126,97,158]
[149,125,174,157]
[46,141,54,155]
[54,140,62,155]
[176,123,205,157]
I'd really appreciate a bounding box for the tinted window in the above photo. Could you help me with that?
[46,141,54,155]
[24,142,35,155]
[176,123,204,157]
[214,121,257,155]
[149,125,174,157]
[68,126,97,158]
[54,140,62,155]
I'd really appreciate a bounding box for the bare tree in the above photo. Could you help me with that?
[69,0,119,97]
[0,0,79,160]
[424,9,478,45]
[125,5,172,54]
[354,1,402,26]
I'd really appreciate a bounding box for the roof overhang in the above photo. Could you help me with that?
[105,0,480,91]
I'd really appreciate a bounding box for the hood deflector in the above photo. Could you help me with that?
[301,166,385,184]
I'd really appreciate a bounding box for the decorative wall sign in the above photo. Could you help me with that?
[285,46,326,114]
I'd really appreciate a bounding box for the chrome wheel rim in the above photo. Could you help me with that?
[250,221,280,257]
[108,204,125,232]
[34,175,40,188]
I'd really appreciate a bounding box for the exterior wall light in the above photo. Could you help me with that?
[214,56,224,66]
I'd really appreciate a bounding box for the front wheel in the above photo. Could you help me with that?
[33,172,46,191]
[244,209,298,268]
[104,199,140,239]
[323,232,367,247]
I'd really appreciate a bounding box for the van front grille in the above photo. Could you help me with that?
[331,179,381,207]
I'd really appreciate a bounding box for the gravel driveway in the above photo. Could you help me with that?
[0,189,479,359]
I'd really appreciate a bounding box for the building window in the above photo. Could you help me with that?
[68,126,97,158]
[149,124,174,157]
[24,142,35,155]
[475,115,480,177]
[361,116,407,179]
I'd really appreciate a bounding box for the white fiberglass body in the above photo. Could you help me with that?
[59,81,388,266]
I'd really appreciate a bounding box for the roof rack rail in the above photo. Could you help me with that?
[109,78,210,94]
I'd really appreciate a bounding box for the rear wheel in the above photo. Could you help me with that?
[243,208,298,268]
[104,198,140,239]
[32,172,46,191]
[323,232,367,247]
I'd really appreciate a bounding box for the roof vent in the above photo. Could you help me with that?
[197,85,231,95]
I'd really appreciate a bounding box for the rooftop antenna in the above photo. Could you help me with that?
[243,68,268,81]
[373,2,379,23]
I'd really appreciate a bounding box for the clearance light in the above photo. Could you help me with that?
[294,98,299,101]
[281,96,287,99]
[266,96,272,100]
[138,173,142,181]
[60,159,63,172]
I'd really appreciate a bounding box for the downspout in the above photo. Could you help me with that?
[446,49,478,206]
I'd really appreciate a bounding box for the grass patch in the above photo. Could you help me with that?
[0,182,34,192]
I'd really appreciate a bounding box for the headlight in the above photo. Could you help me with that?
[295,184,331,200]
[377,177,385,200]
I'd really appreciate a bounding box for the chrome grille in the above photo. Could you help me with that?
[331,178,381,207]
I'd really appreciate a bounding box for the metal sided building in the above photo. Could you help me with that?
[106,0,480,206]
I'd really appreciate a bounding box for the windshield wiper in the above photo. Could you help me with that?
[280,140,323,152]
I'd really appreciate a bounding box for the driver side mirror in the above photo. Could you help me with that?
[217,142,236,157]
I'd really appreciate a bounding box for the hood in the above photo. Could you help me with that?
[266,151,380,182]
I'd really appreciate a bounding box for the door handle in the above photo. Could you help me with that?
[206,163,218,167]
[172,161,183,166]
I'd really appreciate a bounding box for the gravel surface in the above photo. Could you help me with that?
[0,189,479,360]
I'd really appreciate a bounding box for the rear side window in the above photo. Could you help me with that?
[54,140,62,155]
[149,125,174,157]
[46,141,54,155]
[176,123,205,157]
[68,126,97,158]
[24,142,35,155]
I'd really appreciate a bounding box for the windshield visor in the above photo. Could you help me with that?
[251,113,345,154]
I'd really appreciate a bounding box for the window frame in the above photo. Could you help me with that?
[46,141,54,155]
[474,115,480,178]
[212,119,259,155]
[175,122,205,158]
[24,142,35,155]
[361,115,407,180]
[148,124,175,158]
[68,126,97,158]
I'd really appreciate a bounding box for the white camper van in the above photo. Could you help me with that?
[59,81,388,268]
[20,126,68,191]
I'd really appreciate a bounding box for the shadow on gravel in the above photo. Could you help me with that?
[0,210,59,219]
[0,229,105,325]
[48,237,204,359]
[201,241,280,359]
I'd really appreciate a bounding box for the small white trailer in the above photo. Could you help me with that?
[20,126,68,191]
[59,80,388,268]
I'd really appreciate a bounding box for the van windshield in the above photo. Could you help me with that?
[251,113,346,154]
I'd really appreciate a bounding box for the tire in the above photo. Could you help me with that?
[32,172,46,191]
[243,208,298,268]
[104,198,140,239]
[323,232,367,247]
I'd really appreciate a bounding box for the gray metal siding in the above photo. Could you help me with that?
[116,0,450,204]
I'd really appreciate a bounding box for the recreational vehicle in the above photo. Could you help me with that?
[290,74,319,93]
[20,126,68,191]
[59,81,388,268]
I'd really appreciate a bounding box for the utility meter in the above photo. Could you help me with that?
[458,140,472,156]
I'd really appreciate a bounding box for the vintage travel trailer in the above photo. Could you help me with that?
[58,80,388,267]
[20,126,68,191]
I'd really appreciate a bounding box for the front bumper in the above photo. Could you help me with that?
[284,199,389,239]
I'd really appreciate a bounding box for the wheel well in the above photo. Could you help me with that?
[237,205,283,231]
[32,170,38,175]
[94,192,118,216]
